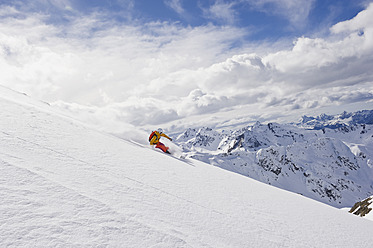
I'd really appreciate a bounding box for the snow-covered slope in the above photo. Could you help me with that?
[2,85,373,247]
[176,121,373,207]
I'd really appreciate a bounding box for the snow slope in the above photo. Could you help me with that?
[2,85,373,247]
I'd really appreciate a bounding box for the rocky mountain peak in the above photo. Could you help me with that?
[175,110,373,207]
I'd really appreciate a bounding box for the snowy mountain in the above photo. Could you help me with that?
[297,110,373,130]
[176,118,373,208]
[3,86,373,247]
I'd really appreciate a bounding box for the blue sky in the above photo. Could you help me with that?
[1,0,373,131]
[137,0,367,40]
[1,0,368,40]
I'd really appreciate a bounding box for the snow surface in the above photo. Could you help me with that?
[2,85,373,247]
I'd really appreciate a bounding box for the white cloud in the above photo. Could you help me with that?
[45,0,73,11]
[331,2,373,34]
[1,2,373,131]
[259,2,373,95]
[0,5,20,17]
[203,0,238,25]
[165,0,185,15]
[0,10,246,105]
[330,2,373,52]
[245,0,316,29]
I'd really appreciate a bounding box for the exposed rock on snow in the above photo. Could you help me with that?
[350,197,373,217]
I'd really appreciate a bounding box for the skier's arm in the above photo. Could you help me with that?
[161,133,172,141]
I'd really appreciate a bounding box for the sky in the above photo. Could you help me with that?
[1,0,373,132]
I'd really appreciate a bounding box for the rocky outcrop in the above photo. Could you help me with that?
[350,197,373,217]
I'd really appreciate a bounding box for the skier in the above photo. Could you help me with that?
[149,129,173,154]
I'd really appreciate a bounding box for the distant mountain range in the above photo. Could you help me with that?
[296,110,373,130]
[176,110,373,207]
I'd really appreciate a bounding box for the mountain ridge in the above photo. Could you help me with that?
[296,110,373,130]
[176,110,373,208]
